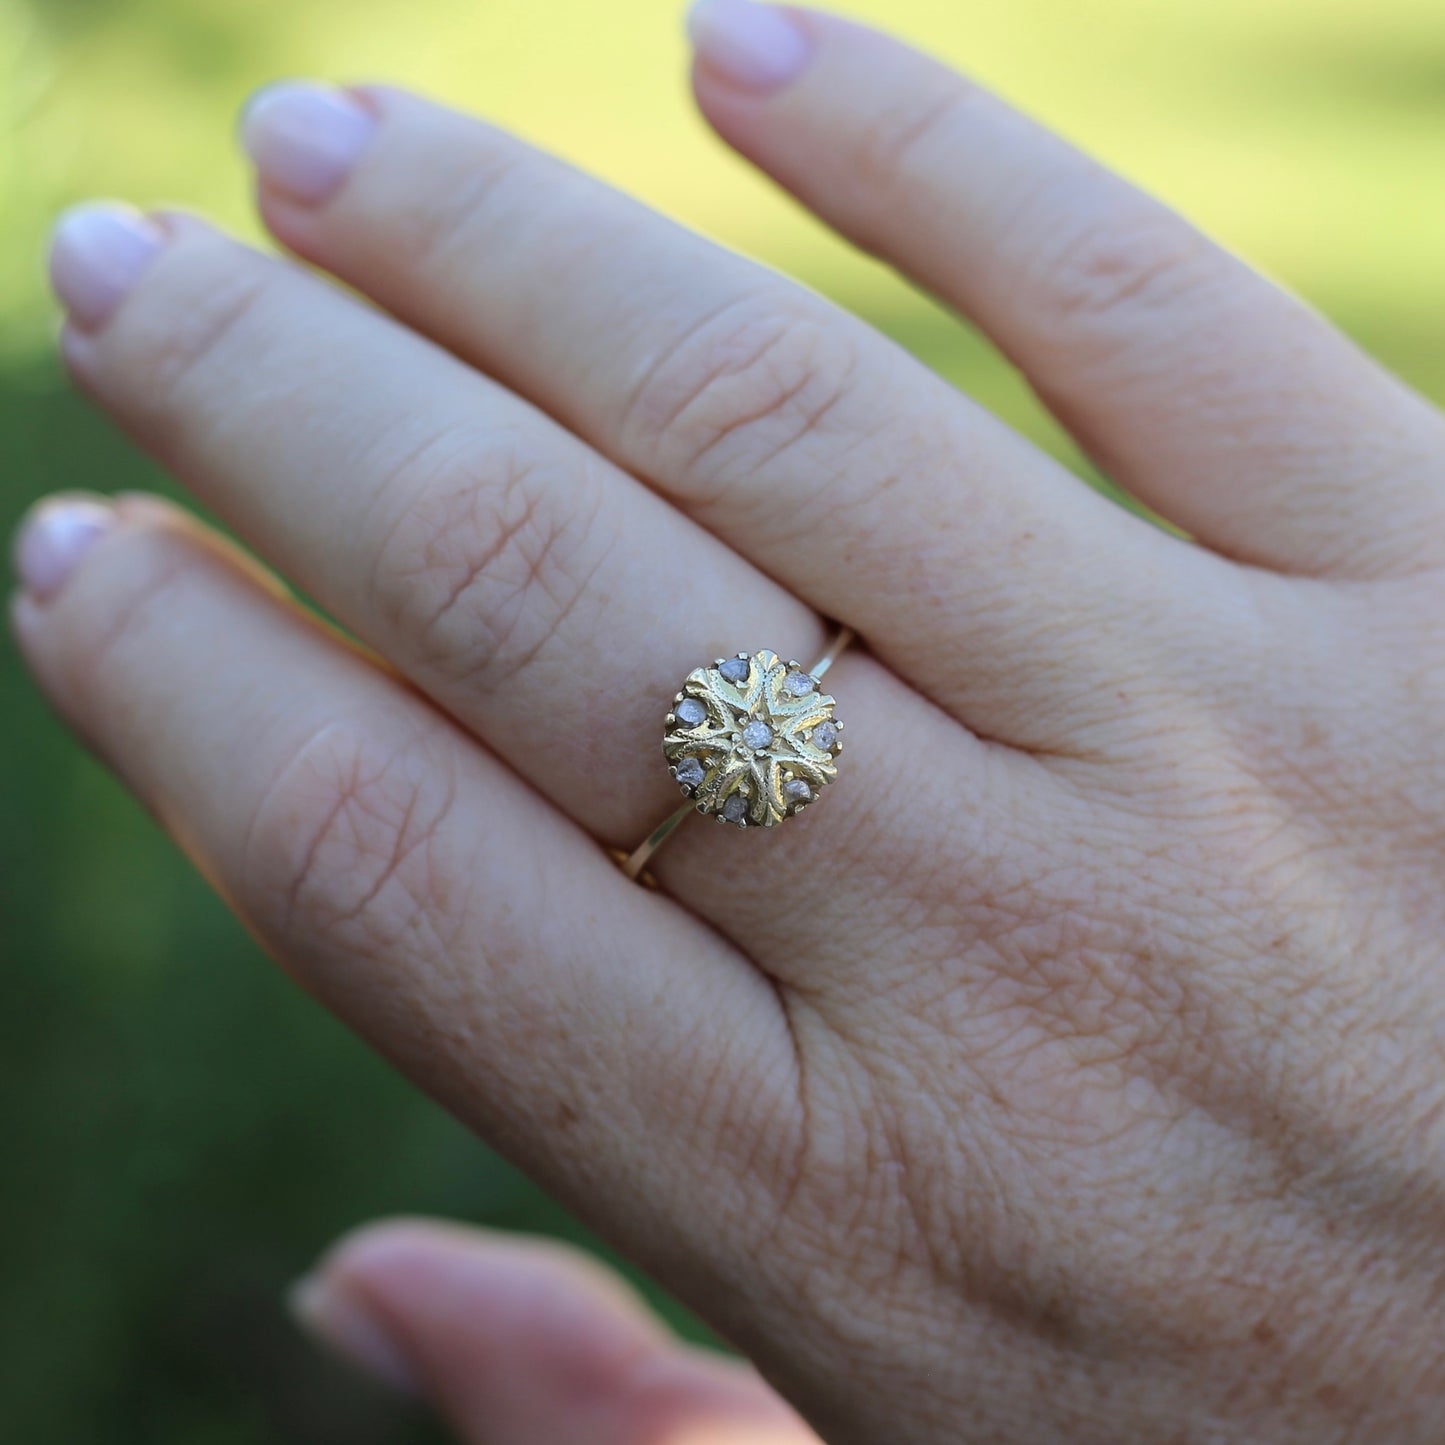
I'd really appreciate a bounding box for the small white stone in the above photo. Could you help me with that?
[722,794,748,824]
[719,657,750,683]
[784,670,815,696]
[675,757,706,788]
[784,778,812,804]
[742,720,774,750]
[812,721,838,750]
[675,697,707,726]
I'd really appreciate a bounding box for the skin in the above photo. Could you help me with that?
[15,7,1445,1442]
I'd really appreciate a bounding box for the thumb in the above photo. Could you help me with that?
[289,1218,818,1445]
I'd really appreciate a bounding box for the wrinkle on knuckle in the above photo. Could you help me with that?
[64,538,192,705]
[244,718,461,957]
[118,256,272,411]
[367,430,607,689]
[388,141,521,275]
[621,296,858,506]
[845,75,975,198]
[1019,199,1218,341]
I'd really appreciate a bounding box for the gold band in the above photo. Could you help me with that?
[618,626,856,883]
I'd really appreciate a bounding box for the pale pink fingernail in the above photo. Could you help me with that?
[687,0,816,93]
[49,204,166,331]
[12,495,117,602]
[288,1273,419,1394]
[241,82,377,204]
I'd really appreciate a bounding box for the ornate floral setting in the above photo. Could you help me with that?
[662,649,844,828]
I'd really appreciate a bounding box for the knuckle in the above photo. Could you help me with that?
[367,429,607,688]
[244,719,460,955]
[845,76,974,195]
[117,246,272,407]
[622,297,858,502]
[59,524,194,706]
[389,139,521,274]
[1021,202,1218,335]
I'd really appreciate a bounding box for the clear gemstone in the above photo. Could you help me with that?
[784,670,815,696]
[675,757,706,788]
[719,657,750,683]
[742,720,774,750]
[812,721,838,750]
[675,697,707,726]
[721,794,748,824]
[784,778,812,804]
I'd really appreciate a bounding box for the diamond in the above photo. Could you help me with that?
[742,720,774,750]
[664,644,846,832]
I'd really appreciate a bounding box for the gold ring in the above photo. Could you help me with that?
[617,626,855,883]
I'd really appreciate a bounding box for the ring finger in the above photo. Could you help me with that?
[49,204,964,953]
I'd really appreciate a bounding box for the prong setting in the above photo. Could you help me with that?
[661,648,843,828]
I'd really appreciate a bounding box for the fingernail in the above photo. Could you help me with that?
[687,0,816,93]
[241,82,377,205]
[12,495,117,603]
[288,1273,419,1394]
[48,204,165,331]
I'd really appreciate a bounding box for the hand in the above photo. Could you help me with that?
[17,2,1445,1441]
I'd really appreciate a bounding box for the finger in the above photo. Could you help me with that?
[47,205,972,966]
[292,1219,820,1445]
[690,3,1445,579]
[48,203,825,844]
[11,494,803,1305]
[242,81,1227,749]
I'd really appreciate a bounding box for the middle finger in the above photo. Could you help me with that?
[247,84,1232,754]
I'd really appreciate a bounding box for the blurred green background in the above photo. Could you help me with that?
[3,0,1444,1440]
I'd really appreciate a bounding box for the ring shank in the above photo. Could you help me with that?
[618,626,855,883]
